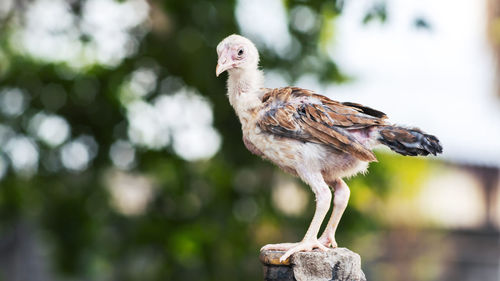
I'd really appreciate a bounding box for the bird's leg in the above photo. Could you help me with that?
[261,172,331,262]
[318,178,350,248]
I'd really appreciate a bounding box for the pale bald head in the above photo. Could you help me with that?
[216,34,260,76]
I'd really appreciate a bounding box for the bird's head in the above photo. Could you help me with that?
[216,34,259,77]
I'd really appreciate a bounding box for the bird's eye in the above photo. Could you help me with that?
[238,49,244,56]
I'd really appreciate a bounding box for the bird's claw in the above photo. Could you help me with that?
[279,239,329,263]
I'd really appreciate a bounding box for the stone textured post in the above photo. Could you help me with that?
[260,248,366,281]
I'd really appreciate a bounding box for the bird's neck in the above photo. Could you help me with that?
[226,67,264,121]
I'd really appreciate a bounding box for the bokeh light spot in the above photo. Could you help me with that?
[109,140,136,170]
[291,5,318,33]
[120,67,158,103]
[4,136,39,177]
[272,175,309,217]
[0,88,27,117]
[30,112,70,147]
[60,139,91,172]
[127,100,170,149]
[172,126,221,162]
[105,170,154,216]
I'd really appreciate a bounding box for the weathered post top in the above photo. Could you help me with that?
[260,248,366,281]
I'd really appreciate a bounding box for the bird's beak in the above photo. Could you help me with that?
[216,51,232,77]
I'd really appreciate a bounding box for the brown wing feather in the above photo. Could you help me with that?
[258,87,388,162]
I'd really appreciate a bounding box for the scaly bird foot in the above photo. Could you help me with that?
[275,239,329,263]
[318,233,338,248]
[260,242,300,252]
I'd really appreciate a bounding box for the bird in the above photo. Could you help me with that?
[216,34,442,262]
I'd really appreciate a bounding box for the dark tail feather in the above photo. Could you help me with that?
[378,126,443,156]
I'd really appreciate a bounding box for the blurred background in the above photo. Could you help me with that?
[0,0,499,280]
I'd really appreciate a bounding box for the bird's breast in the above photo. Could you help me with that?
[243,126,299,167]
[243,136,264,157]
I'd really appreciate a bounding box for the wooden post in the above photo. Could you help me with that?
[260,248,366,281]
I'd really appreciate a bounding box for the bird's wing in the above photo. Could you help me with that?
[258,87,388,162]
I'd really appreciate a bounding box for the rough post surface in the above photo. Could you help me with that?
[260,248,366,281]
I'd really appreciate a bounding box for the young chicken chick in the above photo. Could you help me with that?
[216,34,442,262]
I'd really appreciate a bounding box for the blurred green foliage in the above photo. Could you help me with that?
[0,1,434,280]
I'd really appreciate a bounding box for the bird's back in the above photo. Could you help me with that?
[256,87,441,161]
[256,87,389,162]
